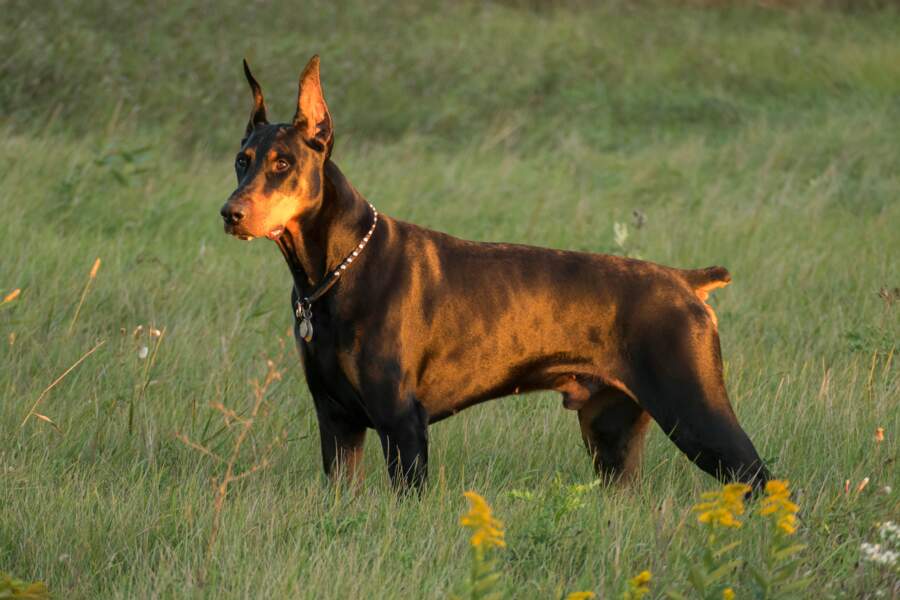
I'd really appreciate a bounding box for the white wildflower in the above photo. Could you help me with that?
[861,542,899,567]
[138,345,149,359]
[613,222,629,249]
[879,521,900,544]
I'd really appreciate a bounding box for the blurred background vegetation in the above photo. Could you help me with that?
[4,0,899,154]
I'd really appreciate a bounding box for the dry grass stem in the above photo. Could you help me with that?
[129,327,165,435]
[177,359,285,582]
[20,340,106,429]
[67,258,101,334]
[2,288,21,304]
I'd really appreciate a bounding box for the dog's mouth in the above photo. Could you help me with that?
[223,222,283,242]
[224,222,255,241]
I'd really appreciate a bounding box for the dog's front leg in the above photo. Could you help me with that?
[376,400,429,491]
[313,401,367,485]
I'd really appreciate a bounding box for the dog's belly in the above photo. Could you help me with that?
[419,356,605,422]
[410,290,623,421]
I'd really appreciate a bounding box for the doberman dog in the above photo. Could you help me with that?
[220,56,769,491]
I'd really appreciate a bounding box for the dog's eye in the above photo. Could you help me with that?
[235,156,249,170]
[274,158,290,172]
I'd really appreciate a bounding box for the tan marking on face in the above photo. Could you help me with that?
[237,148,256,167]
[237,190,302,238]
[259,192,300,232]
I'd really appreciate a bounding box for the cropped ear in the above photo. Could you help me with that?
[243,59,268,138]
[292,55,333,156]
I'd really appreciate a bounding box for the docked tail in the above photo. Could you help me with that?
[680,266,732,326]
[681,265,732,301]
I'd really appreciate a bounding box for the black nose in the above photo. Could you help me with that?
[220,204,244,225]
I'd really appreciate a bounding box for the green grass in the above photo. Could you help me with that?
[1,1,898,598]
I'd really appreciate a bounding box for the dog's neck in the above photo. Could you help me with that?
[274,160,373,297]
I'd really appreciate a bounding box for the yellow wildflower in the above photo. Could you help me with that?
[723,587,735,599]
[566,592,596,600]
[758,479,800,535]
[693,483,751,528]
[623,570,651,600]
[763,479,788,496]
[777,513,798,534]
[2,288,20,304]
[460,491,505,549]
[721,483,752,510]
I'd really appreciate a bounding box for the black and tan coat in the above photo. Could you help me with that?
[220,56,769,491]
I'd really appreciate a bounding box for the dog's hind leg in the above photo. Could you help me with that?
[642,385,769,490]
[631,306,769,490]
[578,388,651,483]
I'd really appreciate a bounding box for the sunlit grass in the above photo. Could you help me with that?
[453,481,819,598]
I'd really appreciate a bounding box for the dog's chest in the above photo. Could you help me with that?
[293,308,362,393]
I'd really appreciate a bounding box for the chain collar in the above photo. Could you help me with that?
[294,202,378,340]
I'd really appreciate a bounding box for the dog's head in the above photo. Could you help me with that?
[220,56,333,240]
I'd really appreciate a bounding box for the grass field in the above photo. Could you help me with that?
[1,1,898,598]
